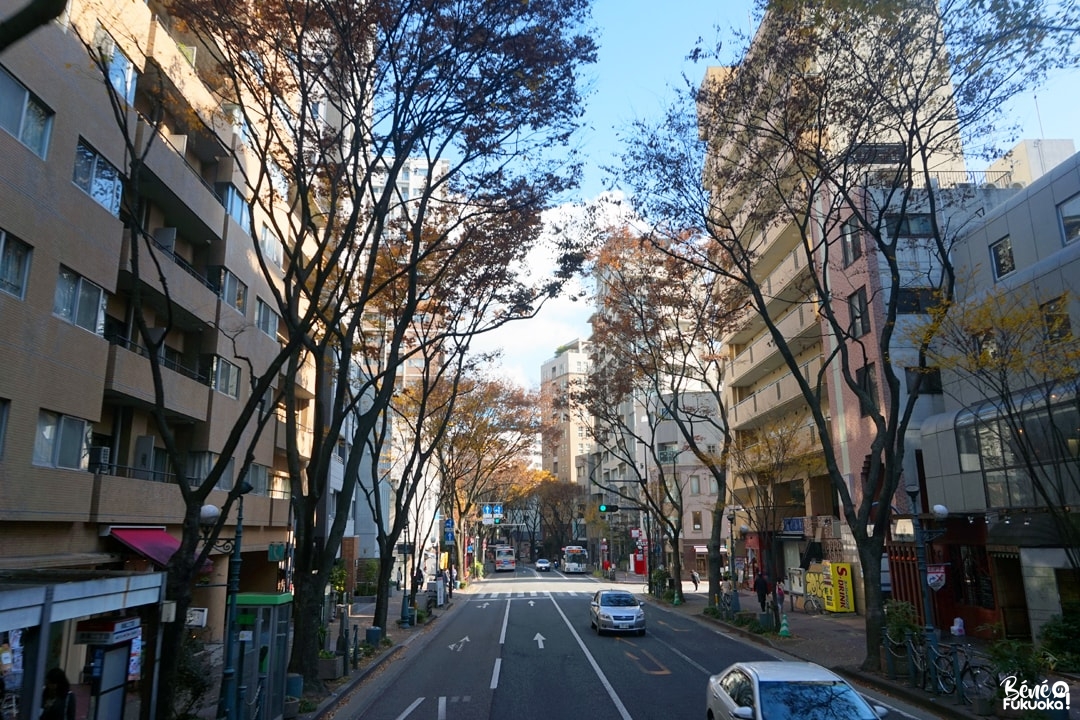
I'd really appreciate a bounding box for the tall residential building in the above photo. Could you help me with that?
[540,339,591,485]
[0,0,303,704]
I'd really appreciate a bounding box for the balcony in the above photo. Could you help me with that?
[104,339,211,422]
[730,356,822,428]
[119,231,219,327]
[135,116,225,244]
[273,412,313,460]
[728,303,821,387]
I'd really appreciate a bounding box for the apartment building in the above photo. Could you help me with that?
[540,339,591,485]
[0,0,302,705]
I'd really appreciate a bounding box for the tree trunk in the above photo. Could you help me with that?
[857,535,886,672]
[155,557,194,719]
[373,552,397,632]
[708,506,726,607]
[288,575,326,691]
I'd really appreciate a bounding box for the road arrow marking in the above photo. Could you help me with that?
[448,636,471,652]
[534,633,546,649]
[477,602,490,609]
[528,600,535,606]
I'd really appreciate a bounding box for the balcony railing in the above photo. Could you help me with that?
[108,335,209,385]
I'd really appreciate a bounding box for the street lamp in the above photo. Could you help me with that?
[907,486,948,692]
[200,480,253,720]
[726,507,741,613]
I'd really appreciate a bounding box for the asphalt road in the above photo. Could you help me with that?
[333,566,936,720]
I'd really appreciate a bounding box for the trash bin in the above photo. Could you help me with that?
[366,626,382,645]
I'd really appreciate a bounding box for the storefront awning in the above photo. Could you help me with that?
[110,528,212,573]
[694,546,708,554]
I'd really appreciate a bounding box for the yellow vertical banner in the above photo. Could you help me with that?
[823,561,855,612]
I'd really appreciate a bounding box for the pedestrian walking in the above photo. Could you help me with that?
[775,579,786,611]
[754,572,769,612]
[690,569,700,591]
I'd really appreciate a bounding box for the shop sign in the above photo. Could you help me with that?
[75,616,141,645]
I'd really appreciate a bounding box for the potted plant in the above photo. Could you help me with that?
[283,696,300,719]
[881,600,921,677]
[317,649,343,680]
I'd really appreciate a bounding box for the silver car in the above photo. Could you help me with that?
[589,589,646,636]
[707,662,888,720]
[535,558,551,571]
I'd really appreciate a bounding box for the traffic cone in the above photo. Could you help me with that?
[778,614,791,638]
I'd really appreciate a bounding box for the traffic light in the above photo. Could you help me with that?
[493,517,501,524]
[599,504,620,513]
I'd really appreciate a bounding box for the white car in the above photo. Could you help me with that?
[535,558,551,571]
[706,661,888,719]
[589,589,646,635]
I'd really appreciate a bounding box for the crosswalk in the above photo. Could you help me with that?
[467,591,592,600]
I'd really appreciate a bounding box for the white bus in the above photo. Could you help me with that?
[562,545,588,573]
[494,546,516,572]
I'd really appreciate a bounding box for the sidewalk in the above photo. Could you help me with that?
[614,570,1079,720]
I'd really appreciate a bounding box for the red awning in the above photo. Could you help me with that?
[110,528,213,574]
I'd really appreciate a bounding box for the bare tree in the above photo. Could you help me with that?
[616,0,1077,668]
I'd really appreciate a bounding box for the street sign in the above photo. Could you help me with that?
[444,531,455,543]
[494,504,503,516]
[445,518,454,529]
[482,504,492,517]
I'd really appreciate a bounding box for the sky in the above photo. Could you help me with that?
[469,0,1080,390]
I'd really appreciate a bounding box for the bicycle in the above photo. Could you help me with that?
[936,644,996,704]
[803,592,825,615]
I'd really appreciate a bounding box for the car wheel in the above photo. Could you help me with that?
[638,628,646,636]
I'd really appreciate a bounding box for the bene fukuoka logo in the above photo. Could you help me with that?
[1000,676,1071,714]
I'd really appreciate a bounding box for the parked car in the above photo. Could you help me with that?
[706,661,888,719]
[535,558,551,571]
[589,589,646,635]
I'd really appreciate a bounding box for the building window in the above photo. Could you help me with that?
[213,357,241,398]
[904,367,943,394]
[990,236,1015,279]
[0,229,32,298]
[94,25,137,103]
[33,410,89,469]
[73,139,122,215]
[53,266,105,335]
[255,298,278,337]
[216,183,251,233]
[217,268,247,314]
[0,65,53,156]
[855,363,878,416]
[848,287,871,337]
[0,398,8,459]
[248,463,269,495]
[840,217,862,267]
[1042,296,1072,343]
[259,224,283,268]
[690,475,700,494]
[896,287,937,314]
[709,477,718,494]
[885,213,934,237]
[1059,193,1080,245]
[692,511,702,531]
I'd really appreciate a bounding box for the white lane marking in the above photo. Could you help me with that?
[650,634,712,675]
[490,658,502,689]
[534,633,546,649]
[499,597,511,644]
[550,596,634,720]
[393,697,424,720]
[438,696,446,720]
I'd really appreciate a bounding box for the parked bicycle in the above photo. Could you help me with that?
[934,642,996,703]
[802,591,825,614]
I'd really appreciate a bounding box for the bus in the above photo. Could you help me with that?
[562,546,588,573]
[494,546,516,572]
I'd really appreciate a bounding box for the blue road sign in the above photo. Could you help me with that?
[494,504,503,515]
[467,545,474,553]
[444,531,455,543]
[483,505,492,515]
[445,518,454,529]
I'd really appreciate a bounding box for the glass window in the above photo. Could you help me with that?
[690,475,700,494]
[255,298,278,337]
[990,236,1015,279]
[956,417,981,472]
[1042,296,1071,343]
[0,229,32,298]
[217,268,247,314]
[904,367,942,394]
[885,213,934,237]
[259,224,283,268]
[33,410,89,469]
[692,511,702,530]
[758,680,878,719]
[896,287,937,314]
[840,217,862,266]
[216,183,251,233]
[1058,193,1080,245]
[93,26,137,103]
[213,356,240,398]
[53,266,105,334]
[73,139,122,215]
[0,65,53,156]
[848,287,870,336]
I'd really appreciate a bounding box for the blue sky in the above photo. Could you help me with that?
[472,1,1080,389]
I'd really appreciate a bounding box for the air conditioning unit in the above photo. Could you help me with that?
[154,227,177,253]
[89,446,111,474]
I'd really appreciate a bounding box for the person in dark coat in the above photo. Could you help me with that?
[754,572,769,612]
[41,667,75,720]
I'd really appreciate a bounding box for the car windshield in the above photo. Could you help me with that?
[601,593,638,607]
[758,681,876,719]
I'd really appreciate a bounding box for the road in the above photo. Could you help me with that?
[334,566,938,719]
